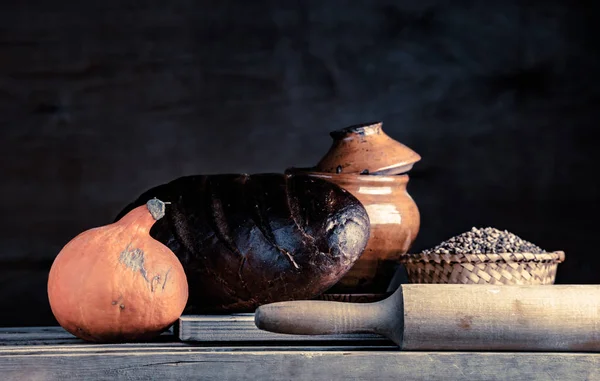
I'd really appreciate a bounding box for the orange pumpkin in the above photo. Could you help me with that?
[47,198,188,342]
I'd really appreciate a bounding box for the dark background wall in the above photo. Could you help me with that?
[1,0,598,327]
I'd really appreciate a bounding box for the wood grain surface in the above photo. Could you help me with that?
[0,326,598,381]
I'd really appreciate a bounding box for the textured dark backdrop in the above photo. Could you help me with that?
[1,0,598,326]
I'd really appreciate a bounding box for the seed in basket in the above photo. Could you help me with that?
[420,227,546,255]
[400,227,565,285]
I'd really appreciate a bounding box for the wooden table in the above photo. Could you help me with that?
[1,322,598,381]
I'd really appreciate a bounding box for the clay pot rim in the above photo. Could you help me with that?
[329,121,383,139]
[287,167,410,184]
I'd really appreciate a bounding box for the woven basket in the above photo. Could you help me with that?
[399,251,565,285]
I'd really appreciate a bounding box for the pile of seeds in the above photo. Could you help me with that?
[420,227,546,255]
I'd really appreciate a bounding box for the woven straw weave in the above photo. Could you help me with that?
[400,251,565,285]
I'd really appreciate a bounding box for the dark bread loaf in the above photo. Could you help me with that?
[115,173,370,313]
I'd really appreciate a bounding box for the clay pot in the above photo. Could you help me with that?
[286,170,420,293]
[315,121,421,175]
[287,121,421,293]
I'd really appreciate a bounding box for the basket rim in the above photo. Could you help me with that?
[399,250,565,265]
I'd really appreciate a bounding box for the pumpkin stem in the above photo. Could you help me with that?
[146,198,167,220]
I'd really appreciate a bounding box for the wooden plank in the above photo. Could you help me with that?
[0,347,598,381]
[0,326,82,346]
[178,314,390,344]
[0,326,174,346]
[0,325,395,351]
[0,326,598,380]
[0,322,391,347]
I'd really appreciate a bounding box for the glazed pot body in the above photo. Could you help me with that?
[287,170,420,293]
